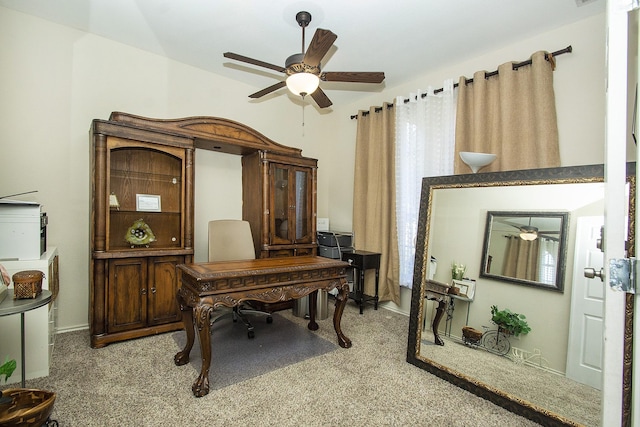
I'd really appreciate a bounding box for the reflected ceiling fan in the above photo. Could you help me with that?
[223,11,385,108]
[502,218,560,241]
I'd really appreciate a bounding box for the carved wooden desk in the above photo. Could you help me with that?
[174,256,352,397]
[424,280,449,346]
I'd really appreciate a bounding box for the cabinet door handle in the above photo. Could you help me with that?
[141,288,147,295]
[151,287,157,294]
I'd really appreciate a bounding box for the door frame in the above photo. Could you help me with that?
[604,1,638,425]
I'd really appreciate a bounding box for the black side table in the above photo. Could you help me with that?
[342,250,380,314]
[0,289,52,387]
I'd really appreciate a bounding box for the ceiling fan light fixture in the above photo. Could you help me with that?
[286,72,320,96]
[519,225,538,241]
[519,231,538,241]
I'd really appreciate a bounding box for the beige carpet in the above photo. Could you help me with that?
[421,331,600,427]
[4,301,543,426]
[171,312,336,390]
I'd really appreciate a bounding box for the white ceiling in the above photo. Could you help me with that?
[0,0,606,108]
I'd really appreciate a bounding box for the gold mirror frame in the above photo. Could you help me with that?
[406,163,636,426]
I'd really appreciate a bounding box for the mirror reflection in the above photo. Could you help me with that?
[481,211,568,291]
[405,164,634,427]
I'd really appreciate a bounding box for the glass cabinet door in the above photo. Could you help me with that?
[294,169,309,241]
[269,163,313,245]
[272,165,291,243]
[108,141,184,251]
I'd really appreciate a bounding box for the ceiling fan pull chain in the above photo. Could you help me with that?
[301,95,306,135]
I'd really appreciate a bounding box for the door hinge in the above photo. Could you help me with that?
[608,257,637,293]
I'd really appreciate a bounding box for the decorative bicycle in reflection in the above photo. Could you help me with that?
[462,325,511,355]
[461,305,531,356]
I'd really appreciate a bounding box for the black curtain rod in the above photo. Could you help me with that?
[350,45,572,120]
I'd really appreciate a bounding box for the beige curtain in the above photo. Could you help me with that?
[353,103,400,304]
[503,236,540,281]
[454,51,560,173]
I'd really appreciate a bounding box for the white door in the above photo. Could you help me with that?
[603,1,637,425]
[566,216,604,390]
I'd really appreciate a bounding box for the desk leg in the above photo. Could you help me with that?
[432,299,446,346]
[307,290,318,331]
[333,280,352,348]
[174,292,214,397]
[192,304,213,397]
[174,291,194,367]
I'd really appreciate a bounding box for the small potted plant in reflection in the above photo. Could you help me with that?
[451,262,466,281]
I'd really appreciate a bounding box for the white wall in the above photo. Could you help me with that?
[0,7,614,331]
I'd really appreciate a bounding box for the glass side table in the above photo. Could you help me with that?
[0,290,52,387]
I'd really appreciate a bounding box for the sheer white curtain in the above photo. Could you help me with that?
[395,80,457,288]
[538,237,559,285]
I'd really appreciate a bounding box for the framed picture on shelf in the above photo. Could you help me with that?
[452,279,475,300]
[136,194,161,212]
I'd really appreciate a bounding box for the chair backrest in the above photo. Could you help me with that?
[208,220,256,262]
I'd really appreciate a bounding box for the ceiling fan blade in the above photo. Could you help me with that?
[249,81,287,98]
[321,71,385,83]
[501,220,530,229]
[303,29,337,67]
[223,52,286,73]
[310,87,333,108]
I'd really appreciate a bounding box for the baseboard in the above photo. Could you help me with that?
[55,324,89,334]
[378,301,409,316]
[54,303,409,335]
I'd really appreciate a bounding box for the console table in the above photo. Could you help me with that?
[0,290,52,387]
[174,256,352,397]
[341,250,380,314]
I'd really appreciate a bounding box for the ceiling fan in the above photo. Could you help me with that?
[223,11,385,108]
[502,218,560,241]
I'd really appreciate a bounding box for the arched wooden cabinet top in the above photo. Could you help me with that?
[107,111,303,157]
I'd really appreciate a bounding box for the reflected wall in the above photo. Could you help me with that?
[425,182,604,373]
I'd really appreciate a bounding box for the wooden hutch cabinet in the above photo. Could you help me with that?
[90,113,317,347]
[90,118,194,348]
[242,151,317,258]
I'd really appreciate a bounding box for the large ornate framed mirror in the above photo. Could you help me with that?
[406,163,636,426]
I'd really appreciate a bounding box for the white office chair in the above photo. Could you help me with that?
[208,220,272,338]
